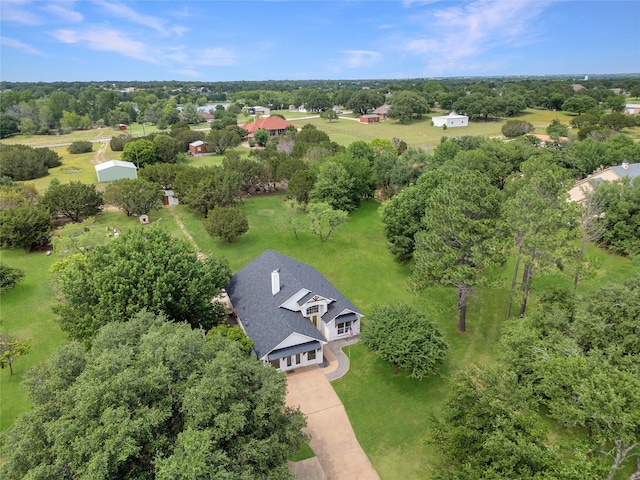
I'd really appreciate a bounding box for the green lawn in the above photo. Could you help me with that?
[0,250,66,430]
[289,108,577,150]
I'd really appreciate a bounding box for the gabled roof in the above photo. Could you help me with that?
[189,140,206,147]
[241,116,292,133]
[226,250,361,359]
[611,162,640,180]
[432,112,468,120]
[372,104,391,114]
[94,160,136,171]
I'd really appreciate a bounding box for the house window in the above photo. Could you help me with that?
[336,320,352,335]
[308,350,316,361]
[270,359,280,369]
[307,305,319,315]
[287,356,292,367]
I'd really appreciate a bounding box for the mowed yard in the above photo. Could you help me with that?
[288,108,576,150]
[2,193,639,479]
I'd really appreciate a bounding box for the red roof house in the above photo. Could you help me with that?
[241,116,293,137]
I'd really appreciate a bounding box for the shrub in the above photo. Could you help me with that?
[0,144,61,181]
[205,206,249,243]
[110,133,132,151]
[0,263,25,292]
[67,141,93,154]
[502,119,534,138]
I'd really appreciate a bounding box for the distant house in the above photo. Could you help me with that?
[95,160,137,183]
[431,112,469,128]
[200,112,215,123]
[359,114,380,124]
[572,84,586,92]
[569,161,640,202]
[227,250,363,372]
[372,104,391,119]
[188,140,208,155]
[253,106,271,117]
[241,116,293,138]
[624,104,640,115]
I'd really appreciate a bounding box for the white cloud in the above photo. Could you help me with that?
[91,0,166,33]
[171,5,191,18]
[43,2,84,23]
[342,50,382,68]
[0,36,44,55]
[1,0,42,26]
[51,26,158,63]
[400,0,550,72]
[171,26,189,38]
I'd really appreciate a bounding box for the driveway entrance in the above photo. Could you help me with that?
[285,364,379,480]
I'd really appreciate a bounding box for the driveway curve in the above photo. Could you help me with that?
[285,345,379,480]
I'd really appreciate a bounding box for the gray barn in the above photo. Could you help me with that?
[95,160,137,183]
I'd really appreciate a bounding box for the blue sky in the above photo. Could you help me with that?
[1,0,639,82]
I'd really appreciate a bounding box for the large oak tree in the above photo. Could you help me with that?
[0,312,306,480]
[51,228,231,342]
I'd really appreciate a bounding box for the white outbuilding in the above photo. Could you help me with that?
[431,112,469,128]
[95,160,138,183]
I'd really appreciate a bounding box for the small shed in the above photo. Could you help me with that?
[359,114,380,124]
[189,140,207,155]
[95,160,137,183]
[431,112,469,128]
[162,189,179,206]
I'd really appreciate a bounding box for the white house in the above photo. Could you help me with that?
[623,104,640,115]
[226,250,363,372]
[95,160,137,183]
[432,112,469,128]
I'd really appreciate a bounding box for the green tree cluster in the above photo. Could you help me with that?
[0,312,306,480]
[499,278,640,480]
[0,144,61,180]
[362,303,447,378]
[0,204,51,251]
[204,206,249,243]
[103,178,164,217]
[51,228,231,343]
[413,169,507,331]
[41,180,103,222]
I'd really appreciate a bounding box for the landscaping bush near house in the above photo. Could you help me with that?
[67,140,93,154]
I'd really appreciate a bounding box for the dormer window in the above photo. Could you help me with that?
[306,305,319,315]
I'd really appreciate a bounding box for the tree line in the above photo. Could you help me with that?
[3,76,639,137]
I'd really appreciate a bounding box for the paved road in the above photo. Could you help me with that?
[286,345,379,480]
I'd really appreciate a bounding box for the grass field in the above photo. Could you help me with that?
[289,108,576,150]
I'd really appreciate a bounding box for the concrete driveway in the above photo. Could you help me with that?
[286,362,380,480]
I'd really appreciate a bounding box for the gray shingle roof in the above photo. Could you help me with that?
[226,250,361,360]
[611,163,640,180]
